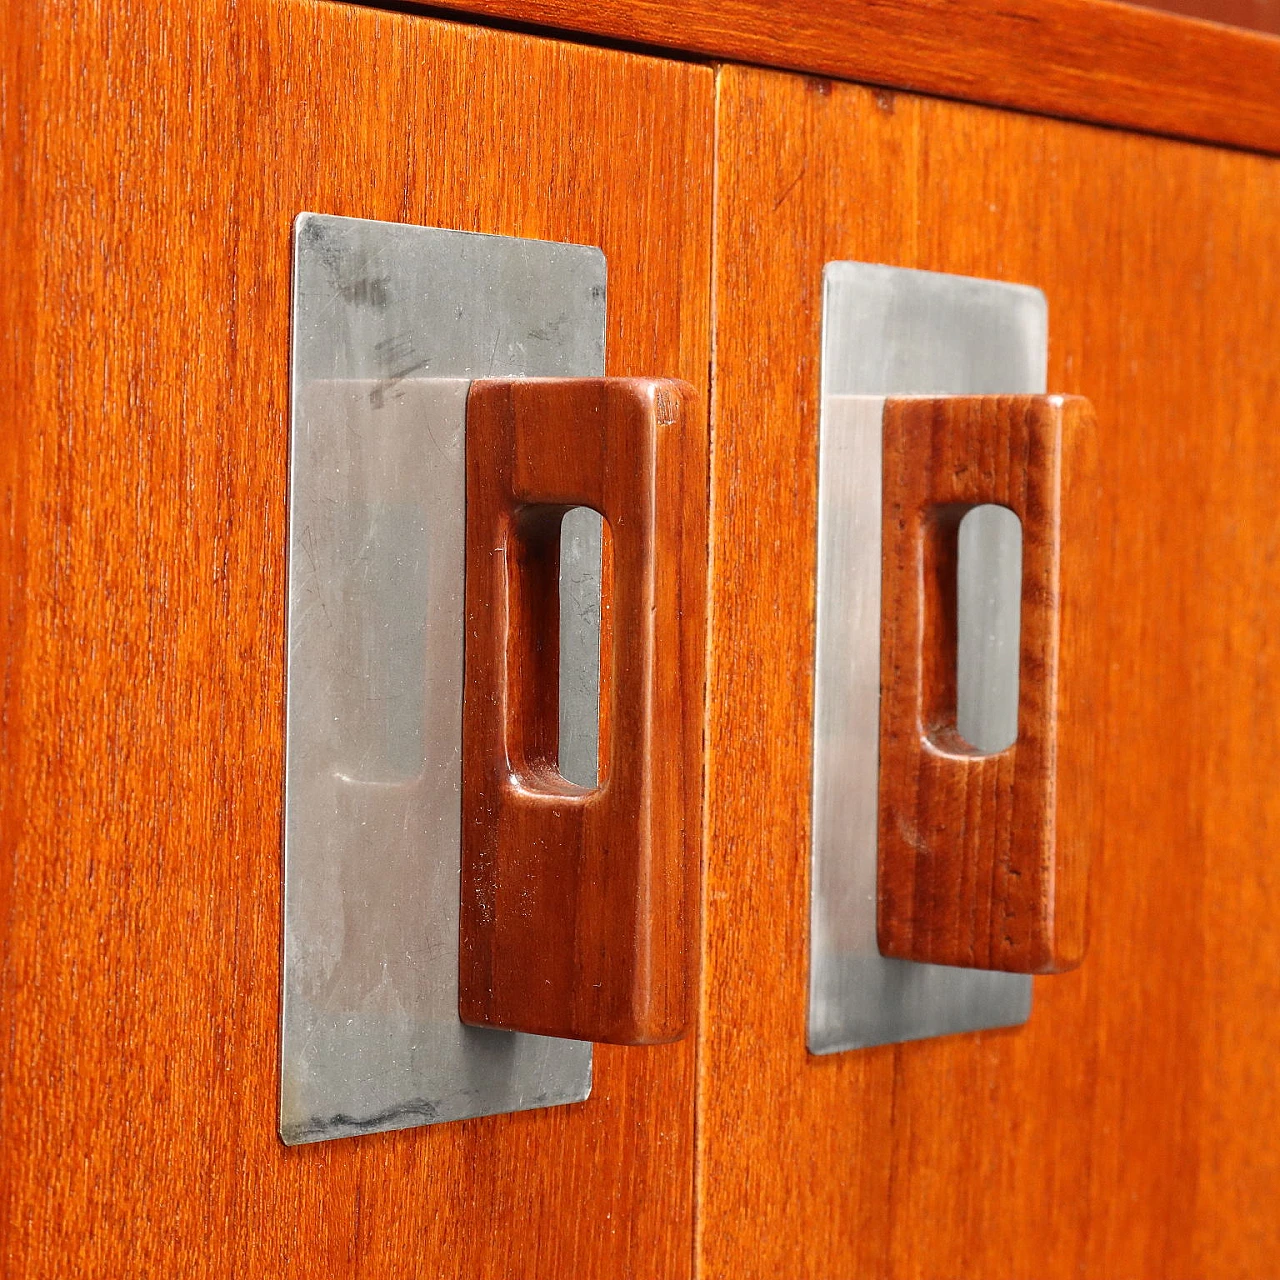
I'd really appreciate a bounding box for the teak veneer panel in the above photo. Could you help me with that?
[878,395,1099,974]
[460,378,705,1045]
[0,2,713,1276]
[703,66,1280,1280]
[421,0,1280,155]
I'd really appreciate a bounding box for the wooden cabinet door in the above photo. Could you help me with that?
[0,3,711,1275]
[702,65,1280,1279]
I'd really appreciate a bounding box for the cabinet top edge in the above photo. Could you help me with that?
[394,0,1280,157]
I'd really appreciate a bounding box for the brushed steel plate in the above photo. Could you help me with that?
[808,262,1046,1054]
[281,214,605,1144]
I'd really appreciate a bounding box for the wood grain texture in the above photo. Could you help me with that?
[878,395,1098,974]
[0,1,32,1268]
[0,3,713,1276]
[703,66,1280,1280]
[408,0,1280,154]
[460,378,705,1045]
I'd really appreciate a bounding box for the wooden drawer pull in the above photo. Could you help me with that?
[877,395,1099,974]
[459,378,706,1045]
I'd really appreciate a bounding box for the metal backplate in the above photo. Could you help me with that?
[808,262,1047,1054]
[281,214,605,1144]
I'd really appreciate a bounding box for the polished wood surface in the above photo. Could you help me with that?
[460,378,705,1044]
[1136,0,1280,34]
[0,2,713,1275]
[878,395,1097,974]
[419,0,1280,154]
[703,66,1280,1279]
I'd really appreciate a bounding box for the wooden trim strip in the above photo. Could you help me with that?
[398,0,1280,154]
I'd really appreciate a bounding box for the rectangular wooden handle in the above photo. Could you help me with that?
[877,395,1099,974]
[459,378,706,1044]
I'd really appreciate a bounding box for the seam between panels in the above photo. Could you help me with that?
[691,58,726,1280]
